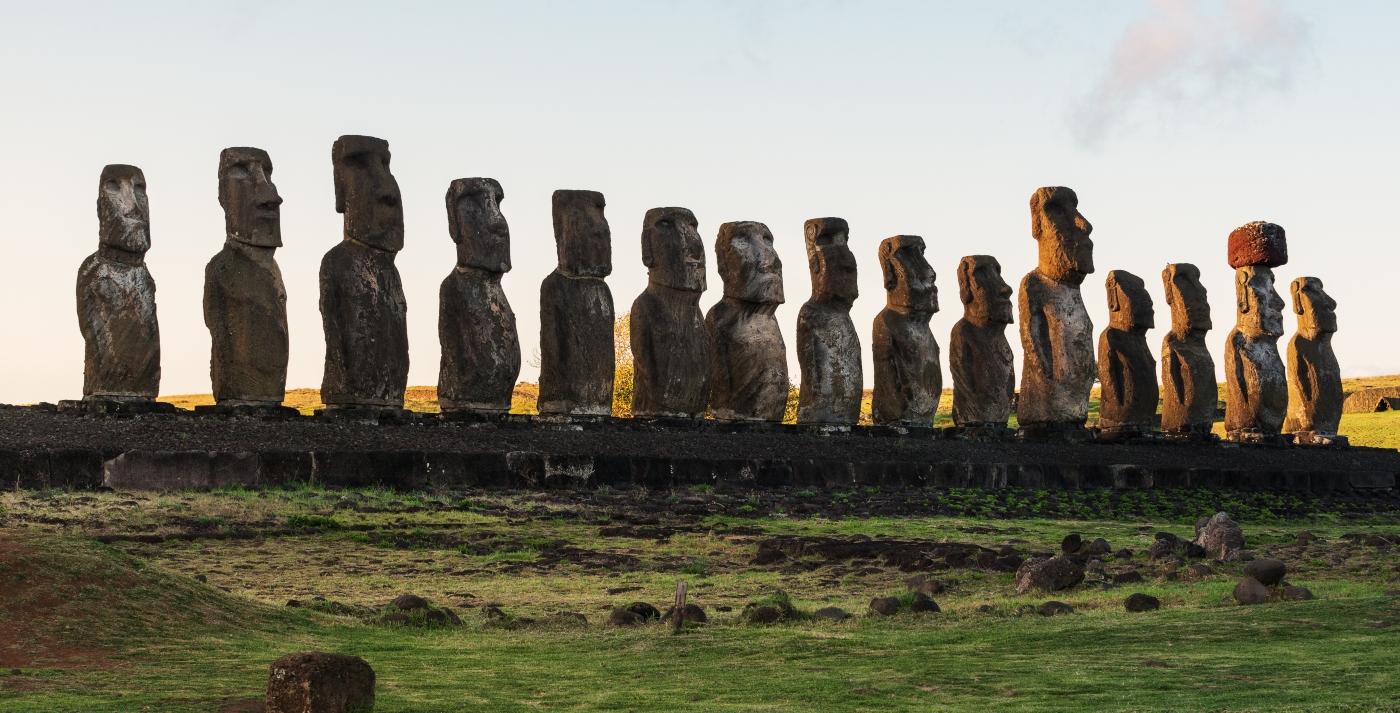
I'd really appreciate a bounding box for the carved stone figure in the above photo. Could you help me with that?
[203,148,289,409]
[706,221,788,422]
[1224,222,1289,441]
[949,255,1016,429]
[537,190,615,415]
[1096,270,1157,436]
[871,235,940,426]
[630,207,711,418]
[1284,277,1345,445]
[796,218,862,425]
[437,178,520,415]
[319,135,409,411]
[1160,263,1216,437]
[1018,187,1095,435]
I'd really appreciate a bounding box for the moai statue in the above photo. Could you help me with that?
[1160,263,1216,438]
[1017,186,1095,437]
[871,235,941,427]
[630,207,712,419]
[537,190,615,416]
[72,164,168,412]
[1096,270,1158,438]
[796,217,862,425]
[319,135,409,414]
[1284,277,1345,445]
[203,148,291,414]
[1223,221,1289,442]
[949,255,1016,432]
[706,221,788,422]
[437,178,520,416]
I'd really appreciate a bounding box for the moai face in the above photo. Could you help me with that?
[1106,270,1154,331]
[1292,277,1337,334]
[446,178,509,272]
[804,217,858,301]
[97,164,150,256]
[957,255,1014,326]
[332,135,403,252]
[879,235,937,314]
[552,190,611,278]
[1235,266,1286,338]
[716,221,783,304]
[641,207,705,292]
[1030,186,1094,284]
[1162,263,1211,335]
[219,148,282,248]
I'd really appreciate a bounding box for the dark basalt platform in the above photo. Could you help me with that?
[1,405,1395,494]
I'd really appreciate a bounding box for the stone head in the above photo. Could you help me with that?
[97,164,150,257]
[446,177,509,272]
[1162,263,1211,335]
[878,235,937,314]
[957,255,1013,326]
[218,147,282,248]
[332,135,403,252]
[1291,276,1337,335]
[716,221,783,304]
[1030,186,1094,284]
[804,217,858,302]
[551,189,611,278]
[1105,270,1153,331]
[1234,265,1286,338]
[641,207,705,292]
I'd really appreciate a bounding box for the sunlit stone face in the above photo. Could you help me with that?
[804,217,858,301]
[447,177,510,272]
[1031,186,1094,284]
[1236,266,1286,338]
[1107,270,1153,331]
[958,255,1013,325]
[716,221,783,304]
[880,235,937,314]
[98,164,150,256]
[1163,263,1211,334]
[219,148,283,248]
[1292,276,1337,334]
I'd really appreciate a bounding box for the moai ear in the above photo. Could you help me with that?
[641,226,656,269]
[1106,274,1121,312]
[957,260,974,305]
[1235,270,1251,314]
[878,241,899,292]
[1160,266,1176,307]
[1291,279,1305,315]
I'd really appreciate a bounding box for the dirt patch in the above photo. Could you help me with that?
[753,535,1025,573]
[0,533,121,671]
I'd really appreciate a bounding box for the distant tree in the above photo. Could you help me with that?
[613,313,633,417]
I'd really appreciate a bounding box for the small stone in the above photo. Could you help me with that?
[1087,538,1112,555]
[627,602,661,621]
[1038,601,1075,616]
[1233,577,1270,605]
[1014,556,1086,594]
[265,651,374,713]
[194,574,208,583]
[751,548,787,565]
[662,603,707,624]
[1124,593,1161,612]
[1243,558,1288,586]
[609,608,644,626]
[869,597,902,616]
[1112,570,1144,584]
[424,610,448,624]
[286,599,303,608]
[905,575,944,595]
[1281,585,1314,601]
[747,605,783,624]
[389,594,429,611]
[976,604,994,613]
[910,595,941,613]
[814,607,848,621]
[1295,531,1318,545]
[1061,534,1083,554]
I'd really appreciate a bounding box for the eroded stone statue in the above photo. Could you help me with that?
[1018,187,1095,436]
[630,207,712,418]
[706,221,788,422]
[537,190,614,416]
[1160,263,1216,438]
[1284,277,1345,445]
[437,178,520,416]
[319,135,409,412]
[1096,270,1157,437]
[871,235,940,426]
[949,255,1015,430]
[796,217,862,425]
[1224,221,1289,441]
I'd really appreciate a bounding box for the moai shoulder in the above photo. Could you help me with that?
[630,207,711,419]
[796,217,862,426]
[537,190,615,416]
[1223,222,1289,442]
[949,255,1015,431]
[706,221,788,423]
[1285,276,1345,445]
[1096,270,1157,438]
[870,235,941,427]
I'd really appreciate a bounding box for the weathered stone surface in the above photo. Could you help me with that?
[1225,265,1287,439]
[1232,577,1270,605]
[1097,270,1157,434]
[949,255,1015,427]
[1039,601,1075,616]
[707,221,788,422]
[813,606,848,621]
[608,608,644,626]
[871,236,941,426]
[320,136,408,409]
[796,218,862,425]
[747,605,783,623]
[630,207,711,418]
[1194,512,1245,560]
[1228,221,1287,269]
[1281,585,1314,601]
[1160,263,1216,435]
[869,596,901,616]
[265,651,375,713]
[205,148,288,406]
[1343,386,1400,414]
[1124,593,1161,612]
[1018,187,1095,432]
[1243,558,1287,586]
[627,601,661,620]
[1284,277,1343,444]
[78,164,161,401]
[437,178,520,414]
[538,190,614,415]
[1014,555,1085,594]
[910,594,941,613]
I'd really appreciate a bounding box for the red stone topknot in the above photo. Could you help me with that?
[1227,221,1288,269]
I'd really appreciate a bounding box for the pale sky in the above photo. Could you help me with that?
[1,0,1396,403]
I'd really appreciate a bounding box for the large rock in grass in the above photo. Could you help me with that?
[1124,593,1160,612]
[1233,577,1270,605]
[1194,512,1245,560]
[1014,556,1085,594]
[266,652,374,713]
[1243,558,1287,586]
[869,597,901,616]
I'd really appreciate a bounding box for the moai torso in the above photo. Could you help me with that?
[1224,222,1289,438]
[538,190,614,415]
[630,207,712,418]
[706,221,788,422]
[1096,270,1157,432]
[1284,277,1343,440]
[1159,263,1216,434]
[796,218,862,425]
[949,255,1015,427]
[871,235,941,426]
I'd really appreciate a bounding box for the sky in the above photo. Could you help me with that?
[1,0,1397,404]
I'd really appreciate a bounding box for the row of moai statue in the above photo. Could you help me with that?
[73,136,1345,444]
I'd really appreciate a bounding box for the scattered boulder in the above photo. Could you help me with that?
[608,608,644,626]
[905,575,944,595]
[194,574,208,583]
[661,603,707,624]
[389,594,429,611]
[1243,558,1287,586]
[1295,531,1318,545]
[1195,512,1245,560]
[1086,559,1106,574]
[869,597,902,616]
[1112,570,1144,584]
[1114,549,1135,560]
[751,548,787,565]
[748,605,783,624]
[482,605,508,620]
[1039,601,1075,616]
[265,652,374,713]
[814,607,848,621]
[1086,538,1112,555]
[1282,585,1315,601]
[976,604,994,613]
[910,594,941,613]
[1233,577,1270,605]
[1061,533,1083,554]
[1014,556,1086,594]
[627,602,661,621]
[1189,563,1214,577]
[1124,593,1161,612]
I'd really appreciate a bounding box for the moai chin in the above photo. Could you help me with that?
[949,255,1016,430]
[1096,270,1158,437]
[1284,277,1345,445]
[319,135,409,411]
[796,217,862,425]
[1160,263,1216,437]
[204,147,290,409]
[706,221,788,422]
[537,189,615,416]
[630,207,712,418]
[871,235,941,426]
[1224,221,1289,441]
[437,177,521,416]
[1017,186,1095,435]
